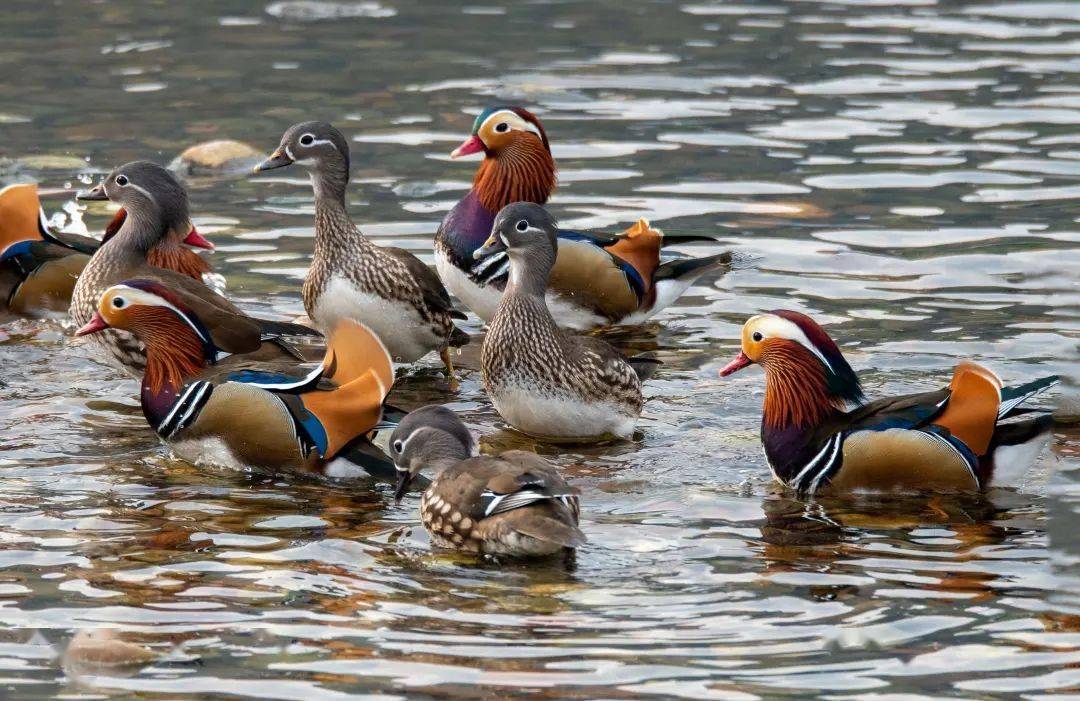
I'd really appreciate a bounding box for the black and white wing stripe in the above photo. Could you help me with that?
[789,434,844,496]
[480,488,578,517]
[156,381,214,439]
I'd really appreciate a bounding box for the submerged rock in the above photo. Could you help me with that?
[169,140,263,177]
[64,628,160,667]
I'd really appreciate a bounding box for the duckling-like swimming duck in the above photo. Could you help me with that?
[476,202,658,442]
[437,105,733,330]
[390,405,584,558]
[255,122,469,381]
[719,311,1059,495]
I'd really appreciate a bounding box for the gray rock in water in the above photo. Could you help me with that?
[169,140,263,177]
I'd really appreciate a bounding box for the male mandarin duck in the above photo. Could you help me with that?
[719,311,1059,495]
[254,122,469,380]
[0,182,213,316]
[476,203,659,442]
[71,161,318,374]
[437,105,733,330]
[76,280,396,478]
[390,405,585,557]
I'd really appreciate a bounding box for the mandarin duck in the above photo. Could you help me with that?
[101,206,220,292]
[76,280,396,478]
[719,311,1059,495]
[389,405,585,557]
[0,183,213,317]
[476,203,659,442]
[437,105,733,330]
[255,122,469,381]
[71,161,318,374]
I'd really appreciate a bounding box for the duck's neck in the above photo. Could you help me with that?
[472,143,556,214]
[504,248,555,300]
[311,170,372,257]
[138,319,211,428]
[761,352,842,432]
[106,207,166,260]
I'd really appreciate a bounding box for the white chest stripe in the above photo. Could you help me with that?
[806,435,843,496]
[789,434,841,492]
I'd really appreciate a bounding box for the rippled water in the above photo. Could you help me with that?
[0,0,1078,698]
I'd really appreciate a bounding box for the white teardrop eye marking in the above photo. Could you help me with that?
[500,233,509,247]
[299,133,315,146]
[495,122,509,133]
[752,331,763,342]
[392,439,403,454]
[112,296,126,309]
[515,219,528,232]
[115,174,129,186]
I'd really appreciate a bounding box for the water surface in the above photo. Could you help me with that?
[0,0,1077,698]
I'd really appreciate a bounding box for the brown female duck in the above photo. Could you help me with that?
[390,405,584,557]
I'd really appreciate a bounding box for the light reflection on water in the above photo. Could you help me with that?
[0,0,1077,698]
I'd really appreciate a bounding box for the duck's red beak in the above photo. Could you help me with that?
[182,226,214,250]
[75,312,109,337]
[450,135,485,159]
[719,351,753,377]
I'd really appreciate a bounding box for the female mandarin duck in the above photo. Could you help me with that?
[254,122,469,380]
[390,405,585,557]
[477,203,658,442]
[71,162,316,374]
[76,280,395,477]
[437,105,733,330]
[719,311,1059,495]
[0,182,213,316]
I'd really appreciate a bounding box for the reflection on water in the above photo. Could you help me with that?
[0,0,1077,698]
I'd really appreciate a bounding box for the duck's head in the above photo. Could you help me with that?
[389,405,478,502]
[474,201,558,266]
[76,280,210,348]
[78,162,191,242]
[254,121,351,182]
[451,106,550,160]
[720,311,865,427]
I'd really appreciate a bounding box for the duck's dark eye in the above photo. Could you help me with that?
[299,133,315,146]
[115,175,129,186]
[112,297,126,309]
[515,219,528,232]
[752,332,763,342]
[495,122,509,133]
[392,439,403,454]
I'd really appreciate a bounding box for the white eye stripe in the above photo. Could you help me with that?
[480,109,542,138]
[126,182,156,205]
[751,315,834,374]
[106,284,210,346]
[299,137,338,151]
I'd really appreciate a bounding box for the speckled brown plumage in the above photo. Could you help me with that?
[477,203,645,440]
[390,405,585,557]
[258,121,467,364]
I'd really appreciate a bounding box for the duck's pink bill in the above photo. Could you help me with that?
[450,135,484,159]
[719,351,752,377]
[75,313,109,337]
[183,227,214,250]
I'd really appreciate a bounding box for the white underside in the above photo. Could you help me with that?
[992,432,1052,486]
[491,387,637,441]
[313,276,439,362]
[436,248,605,330]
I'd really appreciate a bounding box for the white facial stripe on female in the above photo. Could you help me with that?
[105,284,209,345]
[394,425,441,470]
[481,110,542,138]
[751,314,834,373]
[114,175,155,205]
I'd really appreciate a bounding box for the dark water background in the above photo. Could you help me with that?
[0,0,1078,698]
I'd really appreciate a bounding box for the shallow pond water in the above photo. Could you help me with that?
[0,0,1078,698]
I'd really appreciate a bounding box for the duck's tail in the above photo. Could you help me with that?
[0,184,45,258]
[299,320,394,459]
[934,362,1058,484]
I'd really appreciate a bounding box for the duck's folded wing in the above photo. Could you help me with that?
[384,246,467,320]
